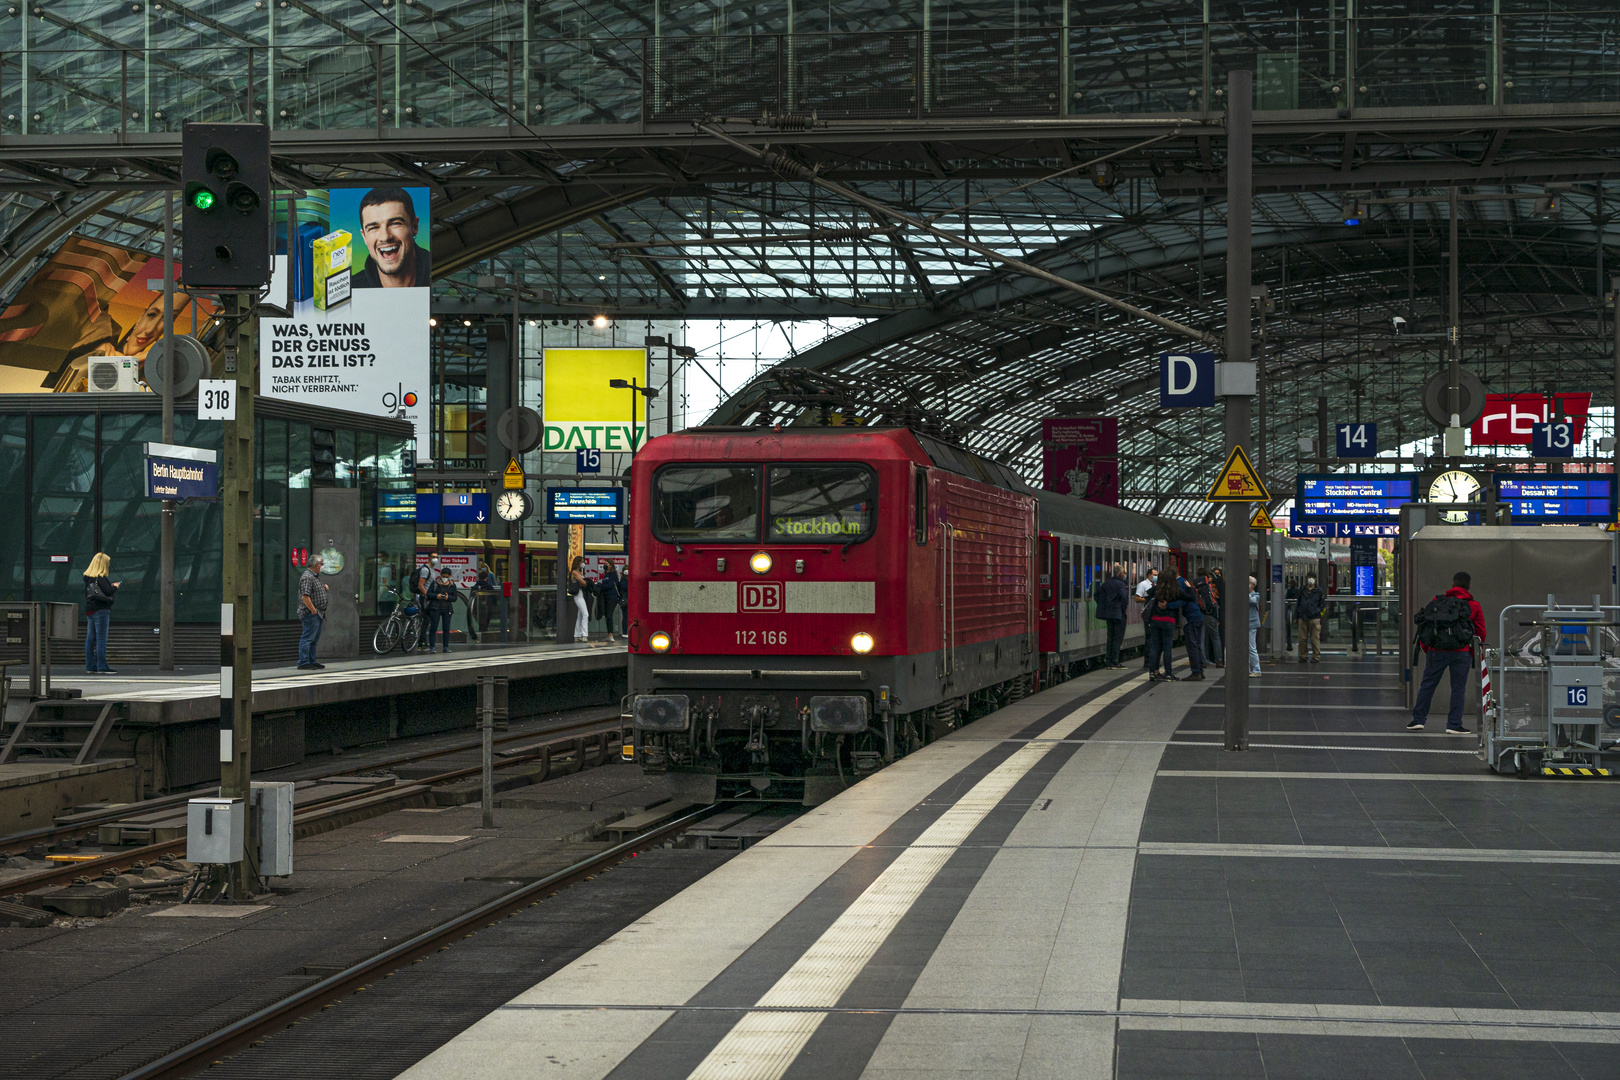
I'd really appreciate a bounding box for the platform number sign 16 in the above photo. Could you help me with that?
[1568,685,1589,707]
[1532,421,1576,458]
[1335,422,1377,459]
[197,379,236,420]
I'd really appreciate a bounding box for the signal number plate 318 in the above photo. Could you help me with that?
[736,630,788,646]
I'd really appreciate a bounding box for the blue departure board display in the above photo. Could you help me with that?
[547,487,625,524]
[1295,474,1418,521]
[1493,475,1615,523]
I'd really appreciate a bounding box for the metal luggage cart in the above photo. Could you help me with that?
[1480,596,1620,778]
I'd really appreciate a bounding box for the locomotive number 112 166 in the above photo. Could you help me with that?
[736,630,788,645]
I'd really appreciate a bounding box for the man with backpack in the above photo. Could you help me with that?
[1093,563,1130,668]
[1409,571,1488,733]
[1196,569,1224,668]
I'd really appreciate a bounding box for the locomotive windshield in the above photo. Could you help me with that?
[653,466,761,540]
[767,466,875,543]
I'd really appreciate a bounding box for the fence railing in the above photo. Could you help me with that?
[2,15,1618,136]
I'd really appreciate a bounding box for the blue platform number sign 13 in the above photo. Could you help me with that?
[1335,422,1377,459]
[1532,422,1575,458]
[1568,685,1589,707]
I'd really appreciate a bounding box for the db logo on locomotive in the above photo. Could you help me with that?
[740,582,783,612]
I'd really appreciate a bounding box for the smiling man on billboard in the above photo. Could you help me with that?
[353,187,431,289]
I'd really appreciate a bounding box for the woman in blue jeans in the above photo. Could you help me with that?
[1143,576,1179,682]
[82,552,121,674]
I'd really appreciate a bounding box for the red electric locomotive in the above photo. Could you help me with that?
[624,426,1038,804]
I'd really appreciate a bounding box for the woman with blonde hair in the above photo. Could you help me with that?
[82,552,121,674]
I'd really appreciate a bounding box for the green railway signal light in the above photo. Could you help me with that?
[181,122,270,289]
[190,188,216,212]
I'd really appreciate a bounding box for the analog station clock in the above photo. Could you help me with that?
[495,489,533,522]
[1428,470,1481,523]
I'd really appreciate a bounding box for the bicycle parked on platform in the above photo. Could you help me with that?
[372,588,424,655]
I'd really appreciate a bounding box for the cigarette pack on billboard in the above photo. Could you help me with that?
[312,230,352,310]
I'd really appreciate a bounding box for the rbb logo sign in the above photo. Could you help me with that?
[740,582,783,612]
[1532,422,1576,458]
[1159,352,1215,407]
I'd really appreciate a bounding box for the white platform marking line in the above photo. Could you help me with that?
[683,677,1144,1080]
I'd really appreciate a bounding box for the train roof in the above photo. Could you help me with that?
[1156,517,1226,553]
[1036,491,1169,545]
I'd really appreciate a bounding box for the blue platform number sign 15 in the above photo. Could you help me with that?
[1532,422,1575,458]
[1335,422,1377,459]
[1568,685,1589,707]
[576,447,602,474]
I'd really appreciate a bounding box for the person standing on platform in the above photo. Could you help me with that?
[473,563,497,638]
[1196,569,1224,668]
[597,565,625,643]
[1094,563,1129,668]
[1144,575,1179,682]
[1295,574,1327,664]
[426,566,458,653]
[82,552,120,675]
[1408,571,1487,734]
[1210,565,1227,666]
[297,554,328,671]
[1174,572,1206,680]
[568,556,591,643]
[1135,567,1159,670]
[1247,574,1263,678]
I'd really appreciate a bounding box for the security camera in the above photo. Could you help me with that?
[1391,316,1406,335]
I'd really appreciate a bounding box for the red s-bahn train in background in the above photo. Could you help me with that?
[623,425,1360,805]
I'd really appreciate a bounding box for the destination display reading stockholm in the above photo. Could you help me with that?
[1296,474,1418,521]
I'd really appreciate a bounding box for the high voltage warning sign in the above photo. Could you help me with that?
[1249,505,1276,530]
[1205,445,1271,503]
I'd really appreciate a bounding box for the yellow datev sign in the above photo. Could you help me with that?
[542,347,648,453]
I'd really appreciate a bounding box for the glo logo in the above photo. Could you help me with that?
[740,582,783,612]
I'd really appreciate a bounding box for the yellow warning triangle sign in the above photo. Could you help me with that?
[503,456,525,490]
[1249,505,1275,530]
[1205,445,1271,503]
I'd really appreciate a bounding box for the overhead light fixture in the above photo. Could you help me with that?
[593,314,610,328]
[1090,160,1117,193]
[427,317,437,327]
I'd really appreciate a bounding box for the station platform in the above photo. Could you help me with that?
[402,655,1620,1080]
[51,641,626,725]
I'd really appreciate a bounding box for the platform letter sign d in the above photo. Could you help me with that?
[1159,352,1215,408]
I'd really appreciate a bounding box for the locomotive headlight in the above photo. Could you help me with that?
[649,631,672,653]
[749,551,772,574]
[851,632,874,654]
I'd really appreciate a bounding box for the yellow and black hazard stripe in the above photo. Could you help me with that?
[1542,766,1612,777]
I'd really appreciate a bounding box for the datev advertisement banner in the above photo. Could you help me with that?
[259,186,431,457]
[542,348,649,452]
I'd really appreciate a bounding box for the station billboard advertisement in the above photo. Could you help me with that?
[542,348,649,452]
[1040,417,1118,506]
[1469,392,1591,445]
[259,186,432,458]
[0,235,217,393]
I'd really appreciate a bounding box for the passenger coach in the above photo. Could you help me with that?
[624,426,1038,804]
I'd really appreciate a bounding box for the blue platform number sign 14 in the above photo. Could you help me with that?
[1335,422,1377,459]
[1532,421,1575,458]
[1568,685,1589,707]
[575,447,602,474]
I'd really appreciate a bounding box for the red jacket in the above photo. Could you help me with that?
[1423,586,1487,652]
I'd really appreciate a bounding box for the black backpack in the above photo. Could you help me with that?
[1415,594,1475,652]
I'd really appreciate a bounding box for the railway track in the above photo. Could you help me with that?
[112,804,718,1080]
[1,713,625,896]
